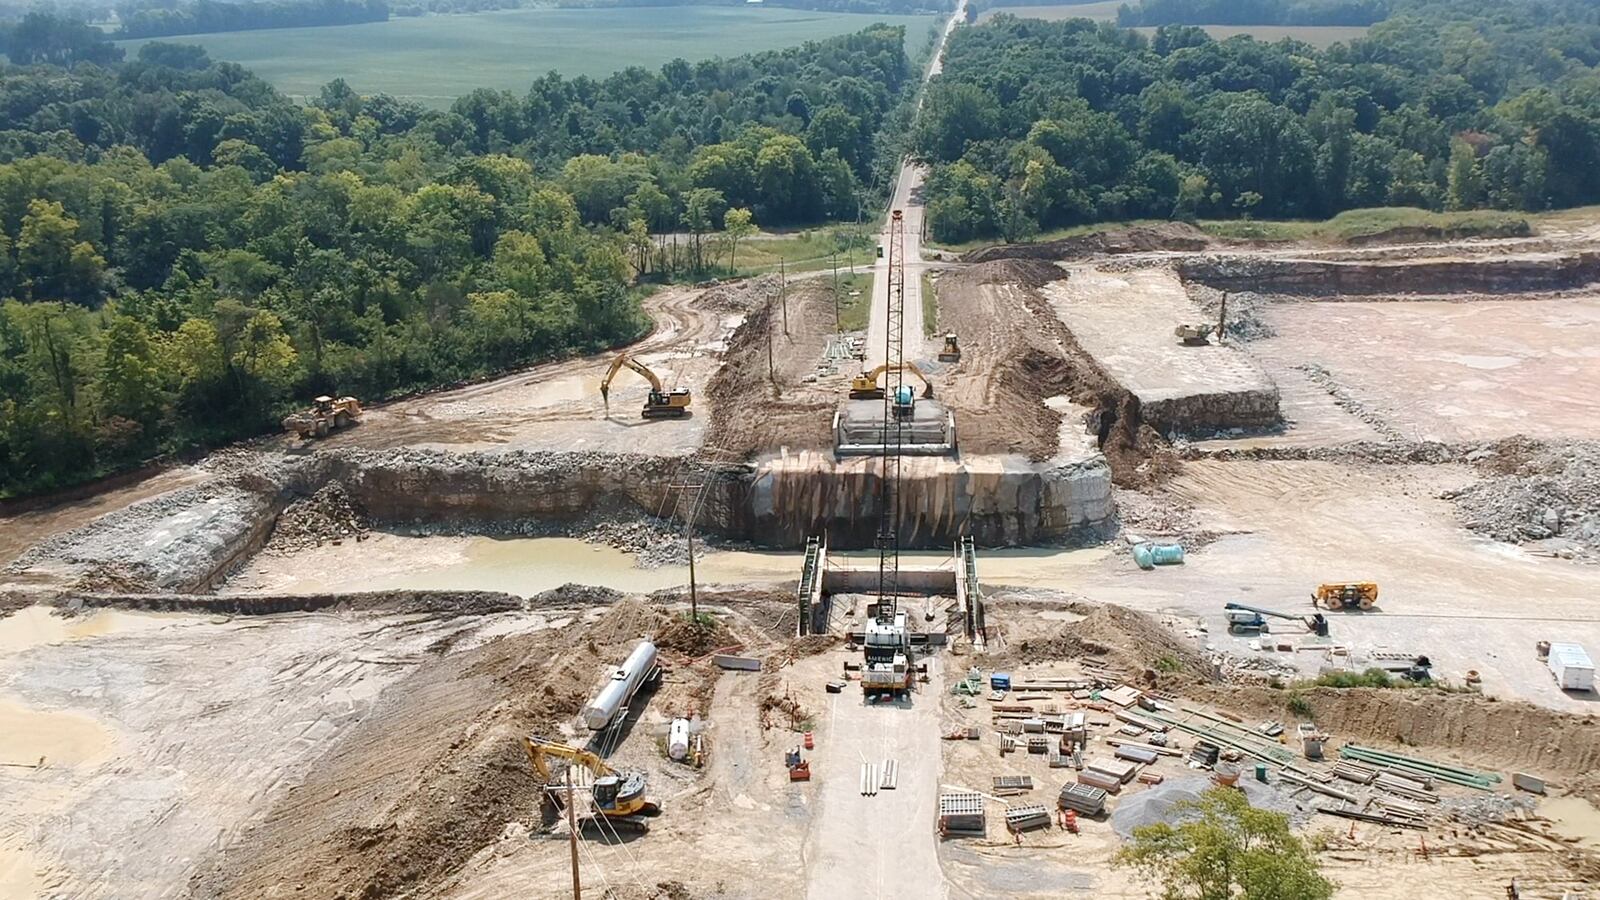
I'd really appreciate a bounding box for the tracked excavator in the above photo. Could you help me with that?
[599,353,691,419]
[849,362,934,401]
[522,736,661,833]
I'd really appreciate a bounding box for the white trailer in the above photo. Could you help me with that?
[1547,642,1596,692]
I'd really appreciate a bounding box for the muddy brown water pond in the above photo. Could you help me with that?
[228,534,1112,596]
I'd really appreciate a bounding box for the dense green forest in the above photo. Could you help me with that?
[914,0,1600,243]
[0,18,915,496]
[117,0,390,39]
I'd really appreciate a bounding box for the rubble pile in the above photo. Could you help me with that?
[267,482,370,553]
[1447,440,1600,560]
[1184,284,1276,341]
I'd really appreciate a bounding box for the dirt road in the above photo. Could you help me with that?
[801,656,946,900]
[277,284,738,456]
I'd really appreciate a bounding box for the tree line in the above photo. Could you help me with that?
[0,22,918,496]
[914,0,1600,243]
[116,0,390,39]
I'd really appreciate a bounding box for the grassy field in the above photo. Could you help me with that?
[1130,23,1368,47]
[925,207,1535,253]
[119,7,939,106]
[977,1,1122,22]
[834,272,875,331]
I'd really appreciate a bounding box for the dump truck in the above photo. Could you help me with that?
[282,395,362,439]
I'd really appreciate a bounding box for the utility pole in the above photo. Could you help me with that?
[767,313,775,382]
[566,769,581,900]
[832,251,841,332]
[1217,291,1228,344]
[686,523,697,621]
[780,257,789,335]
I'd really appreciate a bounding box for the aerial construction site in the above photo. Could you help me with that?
[11,49,1600,900]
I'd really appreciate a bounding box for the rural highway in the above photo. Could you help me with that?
[861,0,964,371]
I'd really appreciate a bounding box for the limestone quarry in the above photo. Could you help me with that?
[9,189,1600,900]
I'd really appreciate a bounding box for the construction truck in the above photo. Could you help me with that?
[861,609,914,698]
[522,736,660,833]
[1224,602,1329,637]
[600,353,691,419]
[938,333,961,362]
[1313,582,1379,611]
[848,362,934,401]
[1174,324,1214,346]
[282,395,362,439]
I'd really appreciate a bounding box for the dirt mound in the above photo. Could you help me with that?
[1196,683,1600,778]
[962,223,1210,264]
[190,601,650,900]
[992,602,1212,681]
[703,279,841,460]
[1343,220,1530,246]
[583,596,672,646]
[529,582,625,609]
[960,257,1065,287]
[73,561,160,593]
[697,275,781,313]
[266,481,369,553]
[1447,439,1600,559]
[654,613,737,657]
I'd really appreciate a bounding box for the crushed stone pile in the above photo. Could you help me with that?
[1447,440,1600,559]
[1183,283,1275,341]
[266,482,370,553]
[697,274,782,313]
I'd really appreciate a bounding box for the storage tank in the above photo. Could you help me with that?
[668,717,691,761]
[582,639,659,731]
[1547,642,1596,692]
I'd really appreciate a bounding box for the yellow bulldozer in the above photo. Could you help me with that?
[1313,582,1379,611]
[522,736,661,833]
[848,362,935,401]
[282,395,362,439]
[600,353,691,419]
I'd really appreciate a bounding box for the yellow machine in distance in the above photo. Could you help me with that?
[282,395,362,439]
[599,353,691,419]
[521,736,660,832]
[937,333,961,362]
[1313,582,1379,610]
[848,362,935,401]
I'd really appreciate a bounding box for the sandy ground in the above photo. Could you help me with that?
[0,605,555,898]
[1043,267,1276,411]
[1258,295,1600,443]
[274,285,738,456]
[1034,458,1600,713]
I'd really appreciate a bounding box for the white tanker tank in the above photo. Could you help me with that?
[582,639,659,731]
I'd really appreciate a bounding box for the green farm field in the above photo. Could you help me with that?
[118,6,940,106]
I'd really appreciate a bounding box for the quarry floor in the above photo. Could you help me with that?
[11,204,1600,896]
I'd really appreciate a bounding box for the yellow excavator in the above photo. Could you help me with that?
[848,362,935,401]
[522,736,661,833]
[599,353,691,419]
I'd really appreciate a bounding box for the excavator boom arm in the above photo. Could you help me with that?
[600,353,667,404]
[523,736,618,781]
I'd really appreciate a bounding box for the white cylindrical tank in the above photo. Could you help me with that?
[582,639,658,731]
[668,717,691,761]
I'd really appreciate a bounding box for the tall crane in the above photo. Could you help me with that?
[861,209,914,699]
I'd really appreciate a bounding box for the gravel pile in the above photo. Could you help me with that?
[266,482,370,553]
[1447,440,1600,559]
[1185,284,1276,341]
[1441,792,1536,825]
